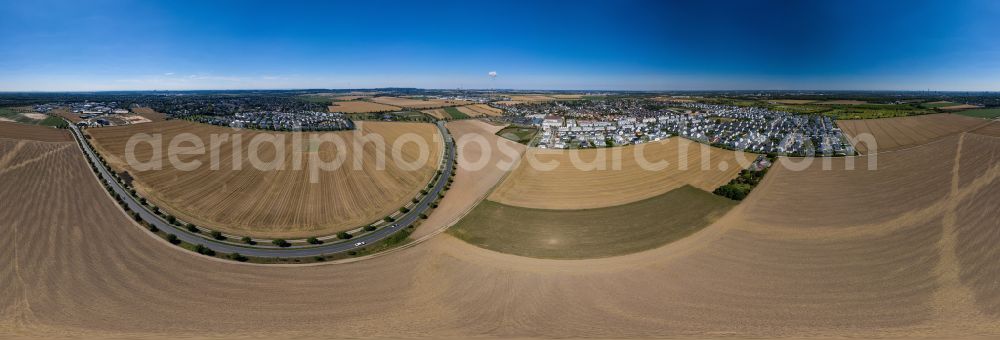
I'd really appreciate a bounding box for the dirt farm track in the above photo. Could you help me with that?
[2,121,1000,338]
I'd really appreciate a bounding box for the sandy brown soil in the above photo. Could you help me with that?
[120,115,152,124]
[971,121,1000,137]
[489,137,750,209]
[130,107,167,122]
[411,120,525,239]
[0,122,72,142]
[20,113,47,120]
[86,120,442,238]
[837,113,990,154]
[1,129,999,338]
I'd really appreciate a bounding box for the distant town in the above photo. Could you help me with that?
[10,89,1000,157]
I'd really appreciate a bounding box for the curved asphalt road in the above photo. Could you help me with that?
[69,121,455,257]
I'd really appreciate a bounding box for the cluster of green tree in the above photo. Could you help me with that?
[713,167,769,201]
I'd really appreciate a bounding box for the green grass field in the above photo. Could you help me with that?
[0,107,36,124]
[956,108,1000,119]
[448,185,736,259]
[768,102,933,119]
[495,126,538,144]
[345,111,432,122]
[296,95,334,105]
[674,98,933,119]
[0,107,67,127]
[443,106,469,119]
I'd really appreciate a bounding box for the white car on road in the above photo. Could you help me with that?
[354,241,366,247]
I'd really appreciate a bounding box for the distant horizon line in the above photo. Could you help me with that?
[2,88,999,94]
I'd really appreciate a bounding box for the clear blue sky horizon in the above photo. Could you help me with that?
[1,0,999,91]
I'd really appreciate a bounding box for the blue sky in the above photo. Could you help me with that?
[1,0,999,91]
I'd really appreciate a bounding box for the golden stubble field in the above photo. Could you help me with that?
[837,113,989,154]
[489,137,750,209]
[2,123,1000,338]
[423,105,504,120]
[370,96,470,109]
[420,108,449,119]
[456,103,504,117]
[86,120,443,238]
[328,100,401,113]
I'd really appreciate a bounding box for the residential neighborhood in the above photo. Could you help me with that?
[499,99,856,156]
[193,111,355,131]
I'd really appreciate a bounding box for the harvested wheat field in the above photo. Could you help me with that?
[489,137,751,209]
[370,96,470,109]
[941,104,981,110]
[328,100,400,113]
[3,128,1000,338]
[86,120,443,238]
[494,100,526,105]
[550,94,584,99]
[456,104,504,117]
[508,94,556,102]
[411,120,525,239]
[837,113,989,154]
[421,108,449,119]
[0,121,71,142]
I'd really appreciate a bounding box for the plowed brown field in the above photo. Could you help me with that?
[971,120,1000,137]
[0,122,71,142]
[837,113,989,154]
[86,120,442,238]
[489,137,750,209]
[2,126,999,338]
